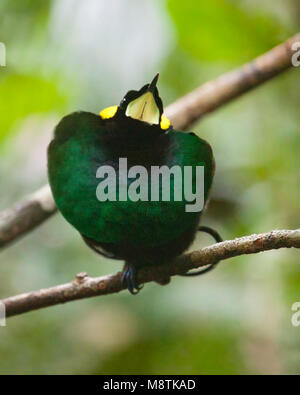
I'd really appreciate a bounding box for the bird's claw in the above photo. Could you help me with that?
[121,264,143,295]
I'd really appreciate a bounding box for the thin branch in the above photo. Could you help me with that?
[0,33,299,249]
[2,229,300,318]
[166,32,300,129]
[0,185,56,248]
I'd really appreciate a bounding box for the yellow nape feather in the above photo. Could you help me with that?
[160,114,171,130]
[100,105,118,120]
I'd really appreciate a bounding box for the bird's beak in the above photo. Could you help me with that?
[125,73,161,125]
[147,73,159,93]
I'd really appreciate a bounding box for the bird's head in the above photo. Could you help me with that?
[99,73,171,131]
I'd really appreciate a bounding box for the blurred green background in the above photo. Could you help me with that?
[0,0,300,374]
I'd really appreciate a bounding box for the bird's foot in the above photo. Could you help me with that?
[180,226,223,277]
[121,263,143,295]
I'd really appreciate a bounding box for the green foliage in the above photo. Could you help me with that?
[0,74,66,141]
[167,0,289,62]
[98,324,245,374]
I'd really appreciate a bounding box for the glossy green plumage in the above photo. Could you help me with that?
[48,111,214,255]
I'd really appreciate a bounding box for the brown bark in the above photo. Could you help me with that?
[2,229,300,317]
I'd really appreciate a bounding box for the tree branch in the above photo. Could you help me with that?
[2,229,300,318]
[0,33,299,250]
[166,32,300,129]
[0,185,56,248]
